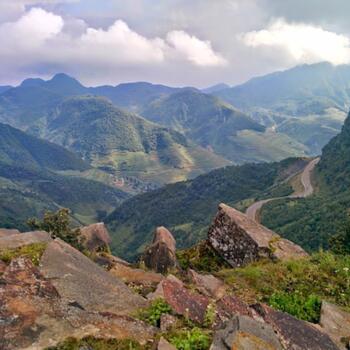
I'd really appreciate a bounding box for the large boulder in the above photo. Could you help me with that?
[142,226,177,273]
[210,315,282,350]
[320,301,350,349]
[80,222,111,253]
[0,231,51,251]
[0,257,155,350]
[253,303,339,350]
[148,275,209,324]
[40,239,147,315]
[208,204,308,267]
[0,229,20,238]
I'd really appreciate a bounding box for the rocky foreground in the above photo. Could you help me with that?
[0,204,349,349]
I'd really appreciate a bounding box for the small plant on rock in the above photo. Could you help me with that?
[137,298,172,327]
[167,327,211,350]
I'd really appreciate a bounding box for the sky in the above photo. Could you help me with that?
[1,0,350,87]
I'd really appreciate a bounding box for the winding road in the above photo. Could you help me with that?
[246,157,320,222]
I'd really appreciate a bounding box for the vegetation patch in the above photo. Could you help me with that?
[166,327,211,350]
[136,298,172,327]
[45,336,147,350]
[176,240,230,273]
[0,243,47,266]
[218,252,350,320]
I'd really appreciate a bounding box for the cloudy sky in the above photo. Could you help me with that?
[1,0,350,87]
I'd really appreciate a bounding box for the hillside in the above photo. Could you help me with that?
[0,122,89,171]
[142,90,307,163]
[46,96,229,185]
[260,110,350,251]
[0,123,129,229]
[106,158,306,260]
[215,62,350,155]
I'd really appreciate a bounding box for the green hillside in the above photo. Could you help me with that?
[46,96,229,185]
[106,158,304,260]
[260,110,350,251]
[0,123,129,230]
[215,62,350,155]
[142,89,306,163]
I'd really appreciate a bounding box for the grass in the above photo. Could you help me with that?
[136,298,172,327]
[166,328,212,350]
[0,243,47,266]
[218,252,350,321]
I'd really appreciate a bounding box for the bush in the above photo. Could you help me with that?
[269,292,321,322]
[0,243,47,266]
[167,328,211,350]
[137,298,172,327]
[27,208,84,251]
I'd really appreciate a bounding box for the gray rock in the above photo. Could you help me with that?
[0,231,51,251]
[210,315,282,350]
[157,337,177,350]
[80,222,111,253]
[320,301,350,349]
[39,239,147,315]
[208,203,308,267]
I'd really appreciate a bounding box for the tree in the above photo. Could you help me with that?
[27,208,84,251]
[329,214,350,255]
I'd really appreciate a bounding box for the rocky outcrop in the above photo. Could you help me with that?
[0,256,155,350]
[0,229,20,238]
[208,203,308,267]
[142,226,177,273]
[0,231,51,250]
[188,269,226,299]
[156,337,177,350]
[320,301,350,349]
[210,315,283,350]
[148,275,209,324]
[40,239,147,315]
[80,222,111,253]
[253,303,339,350]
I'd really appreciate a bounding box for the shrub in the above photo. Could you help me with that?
[137,298,172,327]
[167,328,211,350]
[269,292,321,322]
[27,208,84,251]
[0,243,47,266]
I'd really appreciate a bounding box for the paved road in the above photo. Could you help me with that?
[246,157,320,222]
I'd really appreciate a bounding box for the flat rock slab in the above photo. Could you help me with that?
[188,269,226,298]
[0,231,51,251]
[40,239,147,315]
[0,257,155,350]
[208,203,308,267]
[0,229,21,238]
[253,303,339,350]
[157,337,177,350]
[210,315,282,350]
[320,301,350,349]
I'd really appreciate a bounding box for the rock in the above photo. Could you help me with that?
[320,301,350,349]
[210,315,282,350]
[0,255,156,350]
[160,314,178,332]
[148,274,209,324]
[80,222,111,253]
[208,203,308,267]
[253,303,339,350]
[0,260,7,273]
[109,263,163,287]
[94,252,130,270]
[142,226,177,273]
[0,229,20,238]
[0,231,51,251]
[188,269,226,298]
[148,274,184,300]
[40,239,147,315]
[156,337,177,350]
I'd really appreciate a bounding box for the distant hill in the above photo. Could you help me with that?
[106,158,303,260]
[202,83,230,94]
[0,123,129,229]
[142,89,307,163]
[0,86,12,94]
[215,62,350,155]
[260,110,350,250]
[45,96,229,185]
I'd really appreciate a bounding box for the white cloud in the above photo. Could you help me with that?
[166,30,227,67]
[241,18,350,65]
